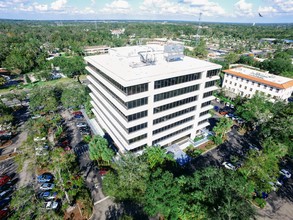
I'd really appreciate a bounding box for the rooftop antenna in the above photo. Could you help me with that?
[195,12,202,46]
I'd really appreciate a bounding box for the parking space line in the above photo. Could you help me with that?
[94,196,110,206]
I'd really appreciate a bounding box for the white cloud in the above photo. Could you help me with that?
[258,6,277,14]
[234,0,254,17]
[139,0,225,17]
[51,0,67,11]
[101,0,131,14]
[33,3,48,12]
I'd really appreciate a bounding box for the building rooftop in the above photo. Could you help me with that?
[223,66,293,89]
[85,44,221,86]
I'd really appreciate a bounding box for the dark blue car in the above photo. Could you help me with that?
[74,114,84,119]
[37,173,54,183]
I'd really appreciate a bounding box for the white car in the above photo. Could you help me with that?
[268,181,278,191]
[76,122,87,128]
[40,183,55,191]
[222,162,236,171]
[45,201,59,209]
[280,169,291,178]
[34,137,46,142]
[31,115,41,119]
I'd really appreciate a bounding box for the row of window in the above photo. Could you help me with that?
[201,101,211,107]
[154,85,199,102]
[128,122,147,134]
[154,96,198,114]
[199,110,209,116]
[88,63,148,95]
[153,116,194,135]
[91,92,129,133]
[203,91,213,98]
[153,106,196,125]
[128,110,148,122]
[154,72,201,89]
[225,74,279,92]
[198,119,208,125]
[90,83,147,123]
[207,69,220,77]
[152,125,193,145]
[205,80,217,88]
[129,134,147,144]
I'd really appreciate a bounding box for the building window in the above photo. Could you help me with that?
[264,85,267,89]
[201,101,211,107]
[250,88,253,91]
[230,81,232,84]
[205,80,218,88]
[234,83,237,86]
[225,80,227,83]
[198,119,208,125]
[244,86,247,90]
[203,91,213,98]
[153,116,194,135]
[207,69,220,77]
[152,125,193,145]
[128,134,147,144]
[276,89,279,93]
[154,85,199,102]
[154,96,198,114]
[128,111,148,122]
[258,83,260,87]
[88,63,148,95]
[199,110,209,116]
[239,85,242,88]
[154,72,201,89]
[153,106,196,125]
[270,87,273,91]
[128,123,147,133]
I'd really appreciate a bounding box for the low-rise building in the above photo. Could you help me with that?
[222,65,293,101]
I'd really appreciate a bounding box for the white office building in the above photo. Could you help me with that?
[85,44,221,153]
[222,65,293,101]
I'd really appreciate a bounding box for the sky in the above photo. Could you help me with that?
[0,0,292,23]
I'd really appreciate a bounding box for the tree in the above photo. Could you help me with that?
[236,93,273,127]
[143,169,182,219]
[103,153,150,202]
[0,100,14,125]
[238,139,287,193]
[183,167,255,220]
[225,52,239,65]
[142,146,174,169]
[89,135,114,163]
[211,117,233,144]
[0,76,6,86]
[61,84,87,109]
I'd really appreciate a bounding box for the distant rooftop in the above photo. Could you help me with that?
[224,66,293,89]
[85,44,221,86]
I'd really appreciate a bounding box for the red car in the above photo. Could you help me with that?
[72,111,82,116]
[98,168,109,176]
[0,176,11,187]
[0,208,9,219]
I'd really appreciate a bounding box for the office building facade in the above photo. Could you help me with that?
[85,44,221,153]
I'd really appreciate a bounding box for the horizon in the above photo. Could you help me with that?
[0,0,292,23]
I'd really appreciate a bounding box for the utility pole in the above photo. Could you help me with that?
[195,12,202,46]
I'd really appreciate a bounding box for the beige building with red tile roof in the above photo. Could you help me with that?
[222,65,293,101]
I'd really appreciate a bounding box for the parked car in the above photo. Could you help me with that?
[0,189,13,199]
[219,110,228,115]
[0,197,11,209]
[98,168,109,176]
[0,207,9,219]
[38,191,57,201]
[249,145,261,151]
[31,115,41,119]
[72,111,82,116]
[268,181,278,191]
[40,183,55,191]
[74,114,84,119]
[34,136,46,142]
[279,169,291,178]
[225,113,234,118]
[222,162,236,171]
[0,176,10,187]
[0,183,13,192]
[37,173,54,183]
[76,122,87,128]
[45,201,59,210]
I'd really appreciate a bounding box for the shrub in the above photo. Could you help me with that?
[254,198,266,208]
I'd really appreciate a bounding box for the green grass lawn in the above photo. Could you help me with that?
[0,77,77,95]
